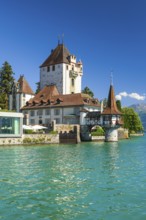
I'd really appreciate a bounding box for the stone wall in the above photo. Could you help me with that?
[91,136,105,141]
[118,128,129,139]
[54,123,77,132]
[53,123,81,143]
[0,134,59,146]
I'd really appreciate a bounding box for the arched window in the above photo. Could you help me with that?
[71,78,74,86]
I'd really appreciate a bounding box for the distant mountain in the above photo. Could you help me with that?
[129,103,146,113]
[129,103,146,130]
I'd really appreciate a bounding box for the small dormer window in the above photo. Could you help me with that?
[40,100,44,105]
[56,98,60,104]
[56,98,63,104]
[84,98,89,103]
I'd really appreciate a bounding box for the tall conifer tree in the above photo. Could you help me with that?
[0,61,15,109]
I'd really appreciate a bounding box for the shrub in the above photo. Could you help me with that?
[91,126,105,136]
[49,131,58,134]
[24,130,34,134]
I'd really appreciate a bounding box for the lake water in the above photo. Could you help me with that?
[0,136,146,220]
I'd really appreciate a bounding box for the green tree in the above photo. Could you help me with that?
[0,93,7,110]
[82,86,94,97]
[0,61,15,109]
[122,107,144,133]
[116,100,122,111]
[35,82,40,94]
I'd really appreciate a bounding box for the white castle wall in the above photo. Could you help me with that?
[40,64,63,93]
[9,93,34,112]
[40,59,83,94]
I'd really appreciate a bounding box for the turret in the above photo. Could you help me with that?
[9,75,34,112]
[101,84,123,141]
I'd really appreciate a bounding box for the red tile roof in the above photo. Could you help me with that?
[21,85,100,110]
[102,85,122,115]
[18,75,34,95]
[40,44,70,67]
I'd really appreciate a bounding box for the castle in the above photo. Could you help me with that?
[9,42,122,141]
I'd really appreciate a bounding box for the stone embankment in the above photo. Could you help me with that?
[0,134,59,146]
[0,124,80,145]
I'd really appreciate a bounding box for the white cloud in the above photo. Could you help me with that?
[119,92,128,97]
[129,93,145,100]
[116,91,145,101]
[115,94,122,100]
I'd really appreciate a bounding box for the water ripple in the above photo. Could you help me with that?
[0,138,146,220]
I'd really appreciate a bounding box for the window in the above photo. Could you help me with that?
[72,65,74,70]
[54,109,60,115]
[47,66,50,72]
[39,118,42,124]
[66,65,68,70]
[71,78,74,86]
[0,117,20,135]
[54,118,60,124]
[52,65,55,71]
[30,119,35,125]
[45,118,51,125]
[40,94,44,98]
[37,110,43,116]
[45,109,50,115]
[30,110,35,116]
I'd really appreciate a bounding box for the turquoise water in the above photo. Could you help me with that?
[0,137,146,220]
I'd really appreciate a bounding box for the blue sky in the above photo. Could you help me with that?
[0,0,146,106]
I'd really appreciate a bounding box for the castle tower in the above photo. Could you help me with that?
[9,75,34,112]
[101,84,122,142]
[40,43,83,94]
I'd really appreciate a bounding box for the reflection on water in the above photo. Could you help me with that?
[0,137,146,220]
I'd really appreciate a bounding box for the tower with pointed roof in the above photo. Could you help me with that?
[9,75,34,112]
[101,83,123,141]
[40,43,83,94]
